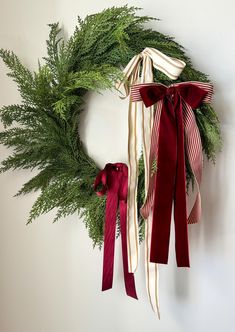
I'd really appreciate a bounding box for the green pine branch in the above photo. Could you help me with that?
[0,6,222,247]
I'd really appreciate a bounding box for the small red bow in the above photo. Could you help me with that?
[94,163,138,299]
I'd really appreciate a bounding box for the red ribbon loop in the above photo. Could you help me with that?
[94,163,138,299]
[139,84,208,267]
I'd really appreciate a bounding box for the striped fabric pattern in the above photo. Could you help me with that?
[116,48,186,318]
[130,81,213,224]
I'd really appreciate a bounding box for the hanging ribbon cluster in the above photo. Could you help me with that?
[131,82,213,267]
[94,163,138,299]
[94,47,213,318]
[116,47,186,317]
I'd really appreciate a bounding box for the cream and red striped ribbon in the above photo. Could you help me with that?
[116,48,185,318]
[131,81,213,226]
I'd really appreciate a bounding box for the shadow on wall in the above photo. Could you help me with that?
[172,121,228,300]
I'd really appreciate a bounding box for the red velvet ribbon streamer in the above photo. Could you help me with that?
[94,163,138,299]
[139,84,208,267]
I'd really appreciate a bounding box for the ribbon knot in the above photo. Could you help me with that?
[94,163,138,299]
[117,47,186,98]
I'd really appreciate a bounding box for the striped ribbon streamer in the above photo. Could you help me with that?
[131,82,213,228]
[116,48,185,317]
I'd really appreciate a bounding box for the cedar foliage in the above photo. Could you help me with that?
[0,6,221,247]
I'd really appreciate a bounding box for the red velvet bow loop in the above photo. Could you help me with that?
[94,169,107,196]
[94,163,138,299]
[177,84,208,109]
[139,84,168,107]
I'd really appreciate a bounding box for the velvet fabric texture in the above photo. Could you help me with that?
[139,84,208,267]
[94,163,138,299]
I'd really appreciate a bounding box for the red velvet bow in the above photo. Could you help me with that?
[139,84,208,267]
[94,163,138,299]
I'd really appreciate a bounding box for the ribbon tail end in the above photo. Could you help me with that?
[126,290,138,300]
[102,284,112,292]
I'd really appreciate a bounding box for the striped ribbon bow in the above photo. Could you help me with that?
[131,82,213,266]
[94,163,138,299]
[117,47,185,317]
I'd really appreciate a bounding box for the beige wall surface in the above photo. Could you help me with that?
[0,1,235,331]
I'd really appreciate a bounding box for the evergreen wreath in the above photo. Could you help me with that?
[0,6,221,247]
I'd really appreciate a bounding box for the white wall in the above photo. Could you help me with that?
[0,1,235,331]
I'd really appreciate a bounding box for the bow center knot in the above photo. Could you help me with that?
[108,163,128,176]
[166,86,176,98]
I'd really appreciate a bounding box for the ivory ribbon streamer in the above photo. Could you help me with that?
[131,82,213,266]
[117,48,185,317]
[94,163,138,299]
